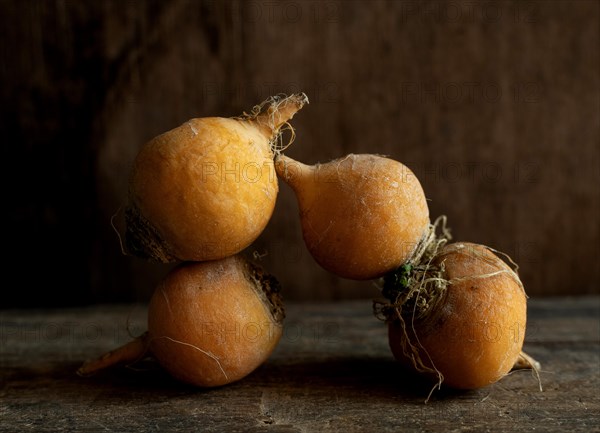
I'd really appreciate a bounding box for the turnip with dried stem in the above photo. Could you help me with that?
[375,219,540,394]
[127,93,308,262]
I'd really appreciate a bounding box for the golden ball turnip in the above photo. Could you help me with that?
[126,94,308,262]
[78,255,284,387]
[384,242,528,390]
[276,153,429,280]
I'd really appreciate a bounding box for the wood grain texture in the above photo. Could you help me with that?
[1,1,598,306]
[1,298,599,432]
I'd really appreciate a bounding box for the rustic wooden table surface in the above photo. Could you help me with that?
[1,297,598,432]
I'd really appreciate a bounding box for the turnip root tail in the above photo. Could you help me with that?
[513,350,541,371]
[513,350,543,391]
[255,93,308,132]
[77,332,149,376]
[274,154,313,192]
[237,93,309,152]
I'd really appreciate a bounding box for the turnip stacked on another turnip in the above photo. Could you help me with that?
[79,94,308,387]
[126,93,308,263]
[79,255,284,387]
[275,149,540,393]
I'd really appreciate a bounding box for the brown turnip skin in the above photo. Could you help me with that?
[276,153,430,280]
[148,255,284,387]
[388,242,527,390]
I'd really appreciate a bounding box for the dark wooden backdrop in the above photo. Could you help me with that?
[2,0,598,307]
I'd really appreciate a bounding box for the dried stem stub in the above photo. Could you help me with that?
[373,216,452,389]
[125,204,176,263]
[374,215,453,326]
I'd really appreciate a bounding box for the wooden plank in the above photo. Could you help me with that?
[1,297,599,432]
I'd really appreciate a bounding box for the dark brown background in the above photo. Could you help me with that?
[2,0,598,307]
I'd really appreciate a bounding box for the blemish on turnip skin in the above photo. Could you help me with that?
[188,122,198,136]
